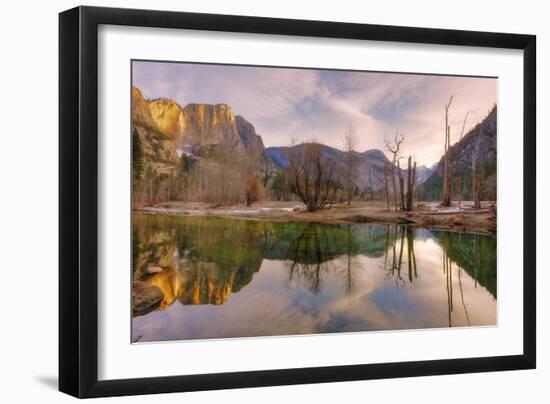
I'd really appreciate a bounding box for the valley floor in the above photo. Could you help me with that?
[137,200,497,235]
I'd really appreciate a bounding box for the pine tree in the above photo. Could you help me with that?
[132,128,144,182]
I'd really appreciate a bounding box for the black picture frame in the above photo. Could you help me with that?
[59,5,536,398]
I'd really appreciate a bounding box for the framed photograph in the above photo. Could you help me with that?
[59,6,536,398]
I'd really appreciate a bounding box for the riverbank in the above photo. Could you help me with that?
[137,200,496,235]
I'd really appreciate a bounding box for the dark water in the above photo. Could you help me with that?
[132,213,496,342]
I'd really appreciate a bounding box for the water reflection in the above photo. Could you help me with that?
[132,214,496,341]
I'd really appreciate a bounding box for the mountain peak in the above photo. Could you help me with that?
[416,106,497,199]
[235,115,265,154]
[132,86,268,154]
[147,97,184,139]
[363,149,387,161]
[132,86,157,129]
[265,144,393,191]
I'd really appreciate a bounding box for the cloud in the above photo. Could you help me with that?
[133,61,496,167]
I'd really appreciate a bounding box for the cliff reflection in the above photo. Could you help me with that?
[132,214,496,333]
[133,216,266,314]
[133,216,394,315]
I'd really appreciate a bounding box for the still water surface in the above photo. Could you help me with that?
[132,213,496,342]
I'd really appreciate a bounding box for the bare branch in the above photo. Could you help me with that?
[445,95,453,113]
[459,111,471,141]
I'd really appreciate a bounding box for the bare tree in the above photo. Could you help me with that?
[384,166,390,211]
[341,124,359,206]
[384,131,404,211]
[405,156,417,211]
[441,96,453,207]
[456,111,470,210]
[245,174,260,206]
[397,161,405,210]
[286,142,340,212]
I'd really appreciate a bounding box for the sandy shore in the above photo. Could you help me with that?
[137,201,496,235]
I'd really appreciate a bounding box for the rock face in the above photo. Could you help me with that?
[132,87,156,129]
[355,149,395,191]
[179,103,244,151]
[416,106,497,200]
[132,87,179,176]
[147,98,184,140]
[448,106,497,173]
[235,115,265,155]
[415,164,437,186]
[142,92,265,154]
[132,281,164,316]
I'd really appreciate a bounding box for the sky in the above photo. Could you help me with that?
[133,60,497,168]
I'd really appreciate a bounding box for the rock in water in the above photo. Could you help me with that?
[132,281,164,316]
[145,266,163,274]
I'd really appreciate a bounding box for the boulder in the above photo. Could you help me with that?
[132,281,164,316]
[145,266,163,274]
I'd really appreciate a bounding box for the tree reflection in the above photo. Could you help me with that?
[132,215,269,313]
[132,214,495,321]
[285,223,364,297]
[443,232,478,327]
[407,227,418,282]
[434,230,496,298]
[442,233,454,326]
[286,223,339,294]
[383,224,413,287]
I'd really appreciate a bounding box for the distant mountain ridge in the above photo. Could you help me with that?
[132,86,480,197]
[265,144,400,191]
[415,164,437,186]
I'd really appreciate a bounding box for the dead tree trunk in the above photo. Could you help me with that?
[473,174,481,208]
[405,157,417,211]
[441,96,453,207]
[398,161,405,210]
[411,161,416,208]
[457,176,462,211]
[472,135,482,209]
[342,124,358,206]
[384,132,404,212]
[384,166,390,211]
[454,111,470,211]
[406,157,412,210]
[391,164,398,211]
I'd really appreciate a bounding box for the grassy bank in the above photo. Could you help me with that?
[137,200,496,235]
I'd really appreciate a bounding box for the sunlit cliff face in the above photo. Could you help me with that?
[147,98,183,140]
[146,99,245,152]
[131,87,180,178]
[132,86,156,128]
